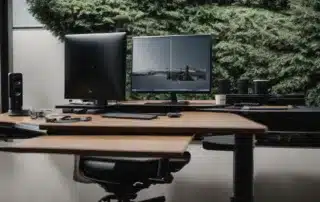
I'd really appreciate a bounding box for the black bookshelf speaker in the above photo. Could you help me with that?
[216,79,230,105]
[217,79,230,94]
[8,73,29,116]
[237,79,249,94]
[253,79,269,95]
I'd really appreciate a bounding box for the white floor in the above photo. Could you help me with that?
[1,143,320,202]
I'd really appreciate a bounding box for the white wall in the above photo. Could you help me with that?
[12,29,68,109]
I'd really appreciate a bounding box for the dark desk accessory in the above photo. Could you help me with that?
[253,79,269,95]
[101,112,158,120]
[8,73,29,117]
[167,112,182,118]
[226,93,305,106]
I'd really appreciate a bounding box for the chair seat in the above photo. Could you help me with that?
[77,153,190,202]
[80,153,191,183]
[80,156,162,183]
[202,135,235,151]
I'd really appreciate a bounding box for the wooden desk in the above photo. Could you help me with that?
[39,112,267,135]
[0,113,33,125]
[0,135,193,157]
[0,111,267,202]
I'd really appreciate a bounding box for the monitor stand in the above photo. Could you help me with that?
[8,109,30,117]
[145,93,190,105]
[56,99,109,111]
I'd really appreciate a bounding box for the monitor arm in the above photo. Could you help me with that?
[170,93,178,103]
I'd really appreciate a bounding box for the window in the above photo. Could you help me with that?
[12,0,43,28]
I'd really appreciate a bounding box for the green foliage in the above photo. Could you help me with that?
[26,0,320,104]
[314,0,320,10]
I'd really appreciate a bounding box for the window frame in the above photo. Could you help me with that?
[0,0,10,113]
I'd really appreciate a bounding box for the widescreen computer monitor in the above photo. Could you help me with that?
[64,32,127,105]
[131,34,212,103]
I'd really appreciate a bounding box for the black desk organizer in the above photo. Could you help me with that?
[226,93,305,105]
[56,93,305,114]
[56,102,221,114]
[201,106,320,149]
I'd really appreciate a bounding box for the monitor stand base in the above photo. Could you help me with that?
[144,93,190,105]
[157,101,190,105]
[56,100,110,110]
[8,109,30,117]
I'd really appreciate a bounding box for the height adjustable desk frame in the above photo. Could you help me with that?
[0,112,267,202]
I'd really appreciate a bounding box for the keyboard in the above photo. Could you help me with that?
[101,112,158,120]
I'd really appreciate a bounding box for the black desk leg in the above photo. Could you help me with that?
[231,134,254,202]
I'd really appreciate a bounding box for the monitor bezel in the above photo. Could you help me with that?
[130,34,213,94]
[64,32,127,101]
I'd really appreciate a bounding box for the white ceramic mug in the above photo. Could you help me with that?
[215,94,226,105]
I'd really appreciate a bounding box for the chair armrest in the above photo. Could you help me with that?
[73,155,93,184]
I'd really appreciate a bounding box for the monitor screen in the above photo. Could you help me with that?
[131,34,212,93]
[64,32,127,101]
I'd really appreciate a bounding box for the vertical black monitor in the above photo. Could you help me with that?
[131,34,212,97]
[64,32,127,103]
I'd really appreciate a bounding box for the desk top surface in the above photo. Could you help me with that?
[0,113,31,125]
[0,135,193,157]
[0,111,266,156]
[38,112,267,135]
[119,100,216,106]
[0,111,267,135]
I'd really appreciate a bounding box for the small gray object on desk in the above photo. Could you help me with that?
[45,114,92,123]
[167,112,181,118]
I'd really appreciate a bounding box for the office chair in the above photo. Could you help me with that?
[74,152,191,202]
[202,135,235,151]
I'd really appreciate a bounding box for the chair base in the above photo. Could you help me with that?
[99,195,165,202]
